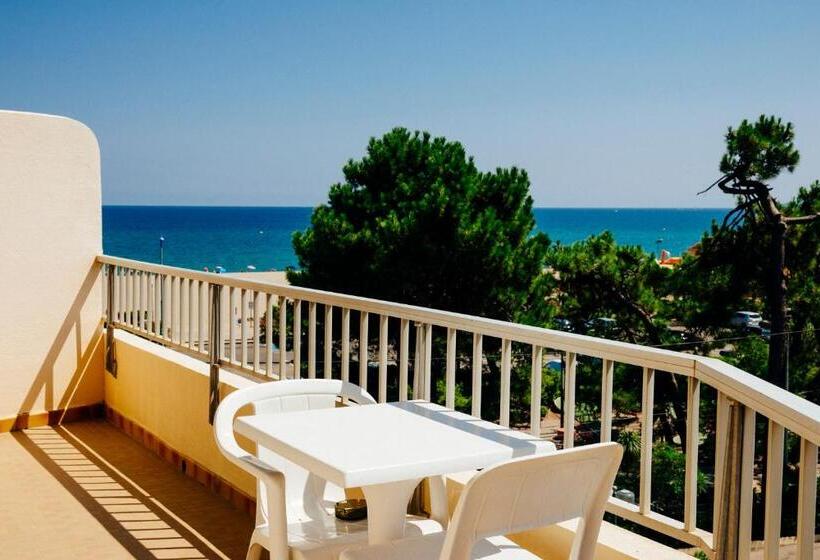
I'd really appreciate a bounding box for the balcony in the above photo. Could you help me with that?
[1,111,817,559]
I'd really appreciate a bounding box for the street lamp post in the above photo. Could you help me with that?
[159,236,165,265]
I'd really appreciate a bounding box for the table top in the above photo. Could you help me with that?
[234,400,555,488]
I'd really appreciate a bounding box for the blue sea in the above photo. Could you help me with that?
[103,206,728,273]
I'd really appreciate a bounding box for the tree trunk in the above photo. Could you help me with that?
[768,220,788,389]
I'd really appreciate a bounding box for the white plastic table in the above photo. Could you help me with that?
[234,400,555,545]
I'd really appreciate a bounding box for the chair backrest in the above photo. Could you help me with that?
[214,379,376,524]
[439,442,622,560]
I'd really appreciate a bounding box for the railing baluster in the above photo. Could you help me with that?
[162,275,170,339]
[198,281,208,354]
[141,271,148,331]
[175,277,182,343]
[738,407,756,560]
[265,294,273,377]
[639,367,655,514]
[188,279,196,349]
[445,328,456,409]
[252,292,261,373]
[154,274,160,334]
[563,352,578,449]
[127,270,134,327]
[359,311,368,391]
[146,273,152,333]
[135,271,142,329]
[158,274,165,337]
[471,333,483,418]
[152,274,158,334]
[601,359,614,442]
[530,345,542,436]
[324,304,333,379]
[240,289,248,366]
[413,324,422,398]
[308,301,316,378]
[131,270,137,327]
[114,266,125,323]
[228,287,236,364]
[796,438,818,560]
[684,376,700,532]
[156,273,162,335]
[500,338,511,427]
[278,296,287,379]
[378,314,388,403]
[207,284,222,424]
[763,420,784,560]
[219,284,228,360]
[399,319,409,401]
[105,265,116,375]
[341,308,350,384]
[423,324,432,401]
[713,391,729,532]
[292,300,301,378]
[111,267,120,323]
[115,267,122,323]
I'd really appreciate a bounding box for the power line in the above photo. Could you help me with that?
[650,328,812,349]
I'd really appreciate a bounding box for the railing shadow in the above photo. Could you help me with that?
[16,262,104,425]
[13,421,253,560]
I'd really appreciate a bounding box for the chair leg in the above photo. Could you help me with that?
[245,542,264,560]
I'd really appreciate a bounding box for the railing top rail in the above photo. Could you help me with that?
[98,254,820,443]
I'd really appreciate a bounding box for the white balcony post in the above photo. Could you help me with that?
[563,352,577,449]
[445,328,456,409]
[207,284,222,424]
[601,359,614,442]
[715,399,755,560]
[399,318,409,401]
[763,420,784,560]
[105,264,117,376]
[471,333,483,418]
[530,345,542,437]
[639,367,654,514]
[796,438,818,560]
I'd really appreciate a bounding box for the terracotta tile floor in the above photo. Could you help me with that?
[0,420,254,560]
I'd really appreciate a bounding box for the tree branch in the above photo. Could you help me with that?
[784,213,819,224]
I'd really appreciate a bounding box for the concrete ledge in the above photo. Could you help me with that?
[105,330,259,498]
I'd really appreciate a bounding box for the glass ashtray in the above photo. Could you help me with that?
[335,499,368,521]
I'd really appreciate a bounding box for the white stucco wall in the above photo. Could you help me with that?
[0,110,105,424]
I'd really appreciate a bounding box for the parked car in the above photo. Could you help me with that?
[729,311,762,329]
[584,317,617,336]
[552,317,574,332]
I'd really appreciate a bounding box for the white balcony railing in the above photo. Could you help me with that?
[98,255,819,560]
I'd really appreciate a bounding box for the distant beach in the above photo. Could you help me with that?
[103,206,729,273]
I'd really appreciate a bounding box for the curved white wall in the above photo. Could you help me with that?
[0,110,104,426]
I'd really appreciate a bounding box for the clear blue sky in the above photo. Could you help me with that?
[2,1,818,207]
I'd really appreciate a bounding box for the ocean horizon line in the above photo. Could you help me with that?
[102,204,733,211]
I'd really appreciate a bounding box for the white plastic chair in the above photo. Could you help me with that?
[339,442,623,560]
[214,379,444,560]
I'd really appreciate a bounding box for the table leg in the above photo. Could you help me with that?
[361,478,422,544]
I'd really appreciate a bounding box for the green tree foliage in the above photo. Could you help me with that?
[720,115,799,181]
[546,233,671,344]
[289,128,551,324]
[674,182,819,398]
[705,115,817,389]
